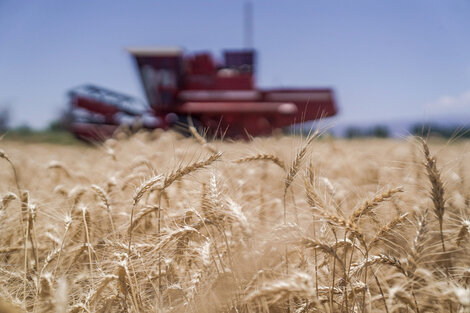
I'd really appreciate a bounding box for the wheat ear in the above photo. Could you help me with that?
[349,187,403,224]
[164,152,222,189]
[350,254,411,278]
[87,274,118,306]
[369,213,409,248]
[284,130,318,195]
[154,226,201,252]
[233,154,285,170]
[420,138,447,255]
[1,192,17,211]
[408,209,428,271]
[116,258,140,311]
[70,186,87,209]
[300,237,345,271]
[304,177,327,211]
[321,212,366,248]
[189,126,218,154]
[0,149,21,192]
[133,175,164,206]
[457,220,470,247]
[47,160,72,179]
[244,272,315,305]
[91,184,115,234]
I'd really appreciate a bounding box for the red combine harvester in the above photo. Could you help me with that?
[69,47,337,140]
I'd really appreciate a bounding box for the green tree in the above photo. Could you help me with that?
[369,125,389,138]
[345,127,364,138]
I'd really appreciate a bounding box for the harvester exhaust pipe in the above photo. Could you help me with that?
[244,1,253,49]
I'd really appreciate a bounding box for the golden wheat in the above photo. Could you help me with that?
[0,132,468,313]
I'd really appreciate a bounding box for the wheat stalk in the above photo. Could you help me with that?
[81,206,94,281]
[127,205,159,234]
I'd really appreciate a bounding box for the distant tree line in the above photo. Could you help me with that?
[0,106,10,132]
[344,125,390,138]
[0,106,72,134]
[344,123,470,139]
[410,123,470,139]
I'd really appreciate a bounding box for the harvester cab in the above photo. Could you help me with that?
[130,47,183,109]
[129,47,256,109]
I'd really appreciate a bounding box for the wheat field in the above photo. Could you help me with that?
[0,129,469,313]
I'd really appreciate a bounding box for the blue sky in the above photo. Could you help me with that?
[1,0,470,129]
